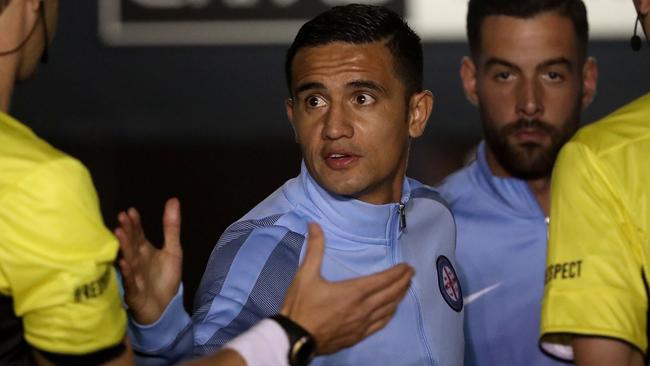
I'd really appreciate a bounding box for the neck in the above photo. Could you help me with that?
[351,172,406,205]
[0,57,17,112]
[526,178,551,216]
[485,145,551,216]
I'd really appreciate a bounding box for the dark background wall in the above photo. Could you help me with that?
[10,1,650,309]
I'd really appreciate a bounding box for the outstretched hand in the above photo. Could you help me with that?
[281,223,414,355]
[115,198,183,325]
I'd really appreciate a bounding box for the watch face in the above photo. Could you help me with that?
[291,336,316,366]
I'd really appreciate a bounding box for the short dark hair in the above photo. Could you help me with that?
[466,0,589,61]
[285,4,422,98]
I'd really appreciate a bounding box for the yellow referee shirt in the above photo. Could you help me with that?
[540,93,650,360]
[0,111,126,355]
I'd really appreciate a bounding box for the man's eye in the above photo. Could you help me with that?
[306,96,325,107]
[544,72,563,82]
[354,93,376,105]
[496,72,512,81]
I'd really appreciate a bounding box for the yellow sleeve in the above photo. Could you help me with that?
[540,141,647,357]
[0,157,126,354]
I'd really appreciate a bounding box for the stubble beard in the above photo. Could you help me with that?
[480,103,582,180]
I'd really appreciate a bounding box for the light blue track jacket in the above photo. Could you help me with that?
[438,142,564,366]
[129,163,464,365]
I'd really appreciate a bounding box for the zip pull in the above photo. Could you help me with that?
[545,216,550,240]
[398,203,407,230]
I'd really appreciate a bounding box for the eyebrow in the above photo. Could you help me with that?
[294,79,388,97]
[294,82,326,95]
[484,57,574,72]
[484,58,520,72]
[537,57,574,71]
[347,80,387,95]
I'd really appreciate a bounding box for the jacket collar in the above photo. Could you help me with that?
[287,162,410,242]
[473,142,544,218]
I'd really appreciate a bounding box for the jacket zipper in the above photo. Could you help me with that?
[391,202,435,366]
[398,202,407,230]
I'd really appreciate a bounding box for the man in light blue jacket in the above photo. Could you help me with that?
[120,4,463,366]
[438,0,598,365]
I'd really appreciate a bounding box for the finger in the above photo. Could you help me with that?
[362,266,413,309]
[361,314,394,340]
[118,258,138,298]
[365,297,402,326]
[346,263,413,297]
[119,209,140,248]
[116,213,142,259]
[162,197,182,253]
[300,223,325,276]
[127,207,146,243]
[118,211,133,237]
[115,227,135,262]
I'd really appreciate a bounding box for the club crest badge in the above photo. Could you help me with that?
[437,255,463,312]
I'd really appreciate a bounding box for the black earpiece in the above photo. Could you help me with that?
[39,0,48,63]
[631,15,642,51]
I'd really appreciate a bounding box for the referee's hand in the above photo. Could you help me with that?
[115,198,183,325]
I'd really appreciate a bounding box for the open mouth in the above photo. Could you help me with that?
[324,152,359,169]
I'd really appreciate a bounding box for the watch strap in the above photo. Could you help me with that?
[269,314,316,366]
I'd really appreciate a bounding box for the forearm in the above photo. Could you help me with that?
[572,337,645,366]
[128,286,193,366]
[181,349,246,366]
[178,318,291,366]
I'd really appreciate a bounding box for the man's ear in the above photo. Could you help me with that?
[0,0,40,49]
[285,98,298,142]
[28,0,42,12]
[460,56,479,107]
[407,90,434,138]
[637,0,650,15]
[581,57,598,109]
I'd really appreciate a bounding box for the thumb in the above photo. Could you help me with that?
[163,197,182,253]
[300,222,325,276]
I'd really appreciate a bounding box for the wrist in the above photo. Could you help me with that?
[224,319,289,366]
[270,314,317,366]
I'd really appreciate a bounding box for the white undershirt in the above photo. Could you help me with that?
[224,318,290,366]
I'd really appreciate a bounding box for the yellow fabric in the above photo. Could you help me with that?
[541,93,650,356]
[0,111,126,354]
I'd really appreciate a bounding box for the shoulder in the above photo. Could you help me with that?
[408,178,451,209]
[0,114,71,187]
[0,151,113,263]
[0,120,92,202]
[196,212,308,299]
[1,155,98,215]
[407,177,456,226]
[219,215,306,254]
[435,162,480,206]
[572,93,650,156]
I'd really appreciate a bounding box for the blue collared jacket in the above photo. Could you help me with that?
[129,163,464,365]
[438,142,564,366]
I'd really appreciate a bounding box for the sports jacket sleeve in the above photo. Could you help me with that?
[128,285,193,366]
[129,220,305,363]
[0,157,126,355]
[540,141,648,359]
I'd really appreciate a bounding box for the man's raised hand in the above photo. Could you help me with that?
[281,223,415,355]
[115,198,183,325]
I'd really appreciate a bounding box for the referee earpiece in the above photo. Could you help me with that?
[631,15,642,51]
[39,0,48,63]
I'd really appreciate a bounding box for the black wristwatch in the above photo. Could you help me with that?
[269,314,317,366]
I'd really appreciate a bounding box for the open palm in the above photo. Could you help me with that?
[115,198,183,325]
